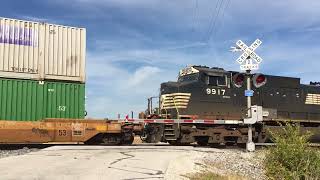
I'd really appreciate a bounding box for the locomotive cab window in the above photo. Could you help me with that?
[207,75,227,86]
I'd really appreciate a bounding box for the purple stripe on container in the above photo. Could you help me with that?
[14,25,18,44]
[26,28,29,46]
[9,25,13,44]
[29,28,32,46]
[24,27,28,46]
[0,24,3,42]
[6,25,10,44]
[19,27,23,45]
[7,25,10,44]
[4,24,8,43]
[12,25,15,44]
[27,28,31,46]
[0,24,36,47]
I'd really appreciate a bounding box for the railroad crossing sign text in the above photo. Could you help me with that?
[235,39,263,71]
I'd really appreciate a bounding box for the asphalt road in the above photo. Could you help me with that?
[0,145,218,180]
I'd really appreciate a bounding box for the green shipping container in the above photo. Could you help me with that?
[0,78,85,121]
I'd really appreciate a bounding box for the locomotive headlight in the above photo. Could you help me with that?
[253,73,267,88]
[232,73,245,88]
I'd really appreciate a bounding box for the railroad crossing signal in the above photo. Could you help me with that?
[234,39,263,71]
[230,38,264,151]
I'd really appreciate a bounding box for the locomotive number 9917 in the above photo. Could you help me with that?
[206,88,226,95]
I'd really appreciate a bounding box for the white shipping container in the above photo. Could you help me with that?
[0,17,86,82]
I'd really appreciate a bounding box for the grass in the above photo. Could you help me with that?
[186,171,246,180]
[265,123,320,180]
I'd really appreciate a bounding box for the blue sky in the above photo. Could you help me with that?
[1,0,320,118]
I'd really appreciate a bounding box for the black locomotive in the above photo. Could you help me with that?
[142,65,320,145]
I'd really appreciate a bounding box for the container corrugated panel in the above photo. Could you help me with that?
[0,78,85,121]
[0,17,86,82]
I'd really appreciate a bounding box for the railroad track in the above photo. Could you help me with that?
[0,142,319,151]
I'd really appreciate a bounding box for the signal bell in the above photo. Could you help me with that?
[252,73,267,88]
[232,73,245,88]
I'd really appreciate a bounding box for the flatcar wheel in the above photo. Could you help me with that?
[121,134,134,145]
[121,127,134,145]
[101,134,122,145]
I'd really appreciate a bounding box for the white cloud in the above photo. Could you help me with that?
[20,16,49,22]
[128,66,161,87]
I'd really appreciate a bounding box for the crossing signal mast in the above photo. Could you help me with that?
[231,39,266,152]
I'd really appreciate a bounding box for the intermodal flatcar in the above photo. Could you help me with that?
[0,119,134,145]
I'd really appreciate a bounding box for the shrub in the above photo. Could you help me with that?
[186,171,245,180]
[265,123,320,180]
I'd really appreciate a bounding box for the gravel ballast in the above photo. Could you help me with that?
[192,149,267,180]
[0,147,39,159]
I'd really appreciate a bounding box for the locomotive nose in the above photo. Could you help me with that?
[160,82,180,94]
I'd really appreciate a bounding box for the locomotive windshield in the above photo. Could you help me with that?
[178,73,199,82]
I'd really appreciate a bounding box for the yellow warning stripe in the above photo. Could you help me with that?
[305,94,320,105]
[161,93,191,109]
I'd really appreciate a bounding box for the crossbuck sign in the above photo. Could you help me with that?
[235,39,263,71]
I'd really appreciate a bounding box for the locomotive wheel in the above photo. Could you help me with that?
[237,143,246,148]
[197,140,208,146]
[257,130,268,143]
[196,137,209,146]
[208,143,220,148]
[167,139,190,146]
[143,124,163,143]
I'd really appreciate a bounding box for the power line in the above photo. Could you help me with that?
[209,0,231,42]
[192,0,199,32]
[203,0,225,43]
[201,0,222,42]
[208,0,232,69]
[201,0,220,42]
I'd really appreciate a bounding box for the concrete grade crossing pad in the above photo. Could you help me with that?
[0,145,222,180]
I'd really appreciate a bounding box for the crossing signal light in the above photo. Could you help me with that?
[253,73,267,88]
[232,73,245,88]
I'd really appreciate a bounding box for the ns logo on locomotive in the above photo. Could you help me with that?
[141,65,320,146]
